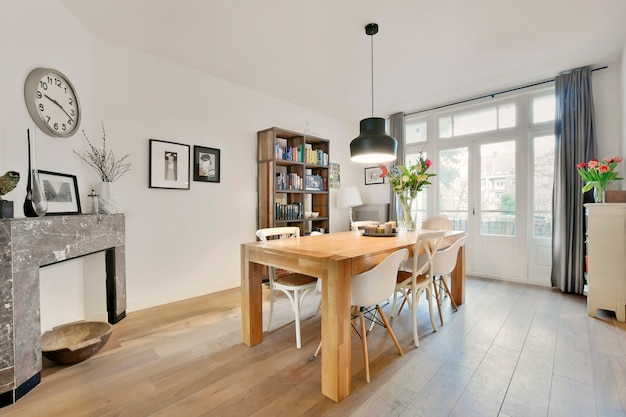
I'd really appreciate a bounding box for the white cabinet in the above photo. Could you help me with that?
[585,203,626,322]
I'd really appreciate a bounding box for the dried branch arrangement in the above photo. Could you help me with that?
[74,123,131,182]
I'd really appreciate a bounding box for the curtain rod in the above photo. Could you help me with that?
[404,66,608,117]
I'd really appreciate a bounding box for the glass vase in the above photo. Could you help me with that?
[23,129,48,217]
[593,184,606,203]
[396,191,417,231]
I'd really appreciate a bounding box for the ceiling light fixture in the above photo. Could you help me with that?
[350,23,398,164]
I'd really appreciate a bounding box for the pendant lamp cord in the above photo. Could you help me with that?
[370,34,374,117]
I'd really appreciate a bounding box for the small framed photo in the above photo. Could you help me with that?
[364,166,384,185]
[305,175,324,191]
[193,146,220,183]
[38,170,81,215]
[149,139,190,190]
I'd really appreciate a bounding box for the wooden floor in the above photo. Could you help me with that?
[4,276,626,417]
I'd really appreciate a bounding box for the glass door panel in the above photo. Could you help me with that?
[480,141,516,236]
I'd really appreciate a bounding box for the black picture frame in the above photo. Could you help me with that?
[193,146,221,183]
[38,170,81,215]
[149,139,190,190]
[364,166,384,185]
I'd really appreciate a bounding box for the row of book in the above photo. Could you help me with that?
[274,143,328,166]
[305,148,328,166]
[275,202,303,220]
[275,172,303,191]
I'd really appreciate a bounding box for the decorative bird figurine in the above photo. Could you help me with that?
[0,171,20,200]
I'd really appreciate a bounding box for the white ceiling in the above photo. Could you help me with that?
[59,0,626,124]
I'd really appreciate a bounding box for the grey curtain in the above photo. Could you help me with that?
[389,112,406,222]
[551,67,596,293]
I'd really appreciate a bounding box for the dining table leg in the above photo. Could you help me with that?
[241,244,264,346]
[321,257,352,402]
[450,244,466,307]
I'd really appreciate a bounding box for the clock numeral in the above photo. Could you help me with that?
[62,124,67,131]
[45,116,51,123]
[38,103,44,112]
[70,109,75,116]
[36,91,42,99]
[55,78,62,87]
[69,98,74,105]
[39,81,48,90]
[53,123,59,130]
[68,119,72,126]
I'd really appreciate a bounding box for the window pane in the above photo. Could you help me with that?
[498,103,516,128]
[405,120,427,144]
[481,141,516,236]
[439,116,452,138]
[533,95,555,123]
[454,107,497,136]
[439,147,469,232]
[533,135,554,238]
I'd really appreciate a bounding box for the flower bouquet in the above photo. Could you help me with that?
[380,154,435,230]
[576,156,623,203]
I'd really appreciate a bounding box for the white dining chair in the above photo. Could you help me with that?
[350,220,379,232]
[391,231,445,348]
[256,227,318,349]
[421,215,453,231]
[430,235,467,320]
[315,248,408,383]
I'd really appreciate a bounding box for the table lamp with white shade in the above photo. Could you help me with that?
[337,186,363,228]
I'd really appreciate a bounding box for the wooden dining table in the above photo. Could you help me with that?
[240,229,466,402]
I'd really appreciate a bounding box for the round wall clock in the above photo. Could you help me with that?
[24,67,81,138]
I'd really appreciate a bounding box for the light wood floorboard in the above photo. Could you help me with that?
[3,277,626,417]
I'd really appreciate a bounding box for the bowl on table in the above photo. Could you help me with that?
[305,211,319,218]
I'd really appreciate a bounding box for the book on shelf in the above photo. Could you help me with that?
[275,202,303,221]
[275,172,303,191]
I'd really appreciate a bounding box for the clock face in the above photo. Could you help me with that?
[24,68,81,138]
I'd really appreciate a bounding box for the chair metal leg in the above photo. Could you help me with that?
[440,274,458,311]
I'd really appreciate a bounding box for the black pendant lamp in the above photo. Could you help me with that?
[350,23,397,163]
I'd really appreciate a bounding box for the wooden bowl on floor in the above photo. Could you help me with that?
[42,321,113,365]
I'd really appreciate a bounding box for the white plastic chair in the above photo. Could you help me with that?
[421,215,453,231]
[350,220,379,232]
[315,249,408,383]
[391,231,445,348]
[256,227,318,349]
[430,235,467,322]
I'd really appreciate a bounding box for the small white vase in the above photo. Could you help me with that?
[99,181,120,214]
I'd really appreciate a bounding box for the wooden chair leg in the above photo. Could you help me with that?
[359,309,370,383]
[376,305,403,356]
[397,289,411,315]
[440,275,458,311]
[314,340,322,357]
[432,278,444,326]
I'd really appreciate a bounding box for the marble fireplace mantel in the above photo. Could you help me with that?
[0,214,126,407]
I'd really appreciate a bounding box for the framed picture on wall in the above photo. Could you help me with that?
[193,146,220,183]
[38,170,81,215]
[149,139,190,190]
[364,166,384,185]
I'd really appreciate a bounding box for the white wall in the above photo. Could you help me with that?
[2,1,361,331]
[91,39,358,311]
[593,63,622,163]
